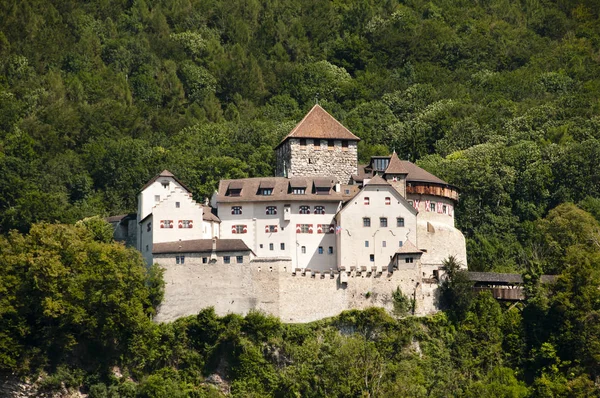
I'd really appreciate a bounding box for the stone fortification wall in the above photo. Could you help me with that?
[277,139,358,184]
[155,257,440,323]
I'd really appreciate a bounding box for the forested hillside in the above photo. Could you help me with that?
[1,0,600,396]
[1,0,600,271]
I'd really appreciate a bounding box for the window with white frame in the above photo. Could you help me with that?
[365,241,369,247]
[266,206,277,215]
[314,205,325,215]
[380,217,388,227]
[231,206,242,215]
[299,205,310,214]
[179,220,193,228]
[292,188,306,194]
[397,217,405,227]
[233,225,247,234]
[299,224,311,233]
[259,188,273,195]
[160,220,174,228]
[363,217,371,227]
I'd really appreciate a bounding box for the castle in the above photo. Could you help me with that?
[111,105,467,323]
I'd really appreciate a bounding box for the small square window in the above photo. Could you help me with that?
[370,254,375,262]
[397,217,405,227]
[154,195,160,203]
[380,217,388,227]
[365,241,369,248]
[318,246,323,254]
[405,257,414,263]
[176,202,180,208]
[301,246,306,254]
[202,257,208,264]
[363,217,371,227]
[269,243,274,251]
[280,243,285,250]
[399,241,403,247]
[180,255,185,264]
[224,256,230,264]
[382,241,386,247]
[328,246,333,254]
[260,244,263,249]
[236,256,243,263]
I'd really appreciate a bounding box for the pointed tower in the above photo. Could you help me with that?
[275,105,359,183]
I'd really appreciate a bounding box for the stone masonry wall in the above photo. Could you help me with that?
[277,139,358,184]
[154,257,440,323]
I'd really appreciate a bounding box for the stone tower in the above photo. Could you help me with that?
[275,105,359,184]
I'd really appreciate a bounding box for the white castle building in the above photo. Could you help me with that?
[120,105,467,322]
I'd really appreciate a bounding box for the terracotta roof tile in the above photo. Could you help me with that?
[384,151,409,174]
[364,175,389,186]
[277,105,360,147]
[395,240,423,255]
[152,239,250,254]
[202,206,221,223]
[140,169,191,193]
[217,177,345,203]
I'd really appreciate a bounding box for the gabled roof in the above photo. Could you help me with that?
[152,239,251,254]
[217,177,345,203]
[140,170,192,193]
[364,175,389,186]
[395,240,423,255]
[202,206,221,223]
[384,151,409,175]
[276,104,360,147]
[399,162,448,185]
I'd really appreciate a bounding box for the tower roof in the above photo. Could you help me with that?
[139,169,191,193]
[364,175,389,186]
[276,104,360,147]
[384,151,409,174]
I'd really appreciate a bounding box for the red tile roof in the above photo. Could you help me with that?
[277,105,360,147]
[152,239,250,254]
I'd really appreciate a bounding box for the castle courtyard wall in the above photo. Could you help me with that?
[154,258,439,323]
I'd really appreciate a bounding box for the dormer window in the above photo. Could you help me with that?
[227,181,243,197]
[258,181,275,196]
[293,188,305,194]
[314,178,331,195]
[162,182,169,189]
[290,178,307,195]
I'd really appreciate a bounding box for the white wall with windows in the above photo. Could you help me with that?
[336,184,417,272]
[217,200,340,271]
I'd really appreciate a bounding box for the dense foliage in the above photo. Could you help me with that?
[1,0,600,395]
[1,0,600,271]
[0,206,598,396]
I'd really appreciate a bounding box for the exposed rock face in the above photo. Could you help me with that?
[276,139,358,184]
